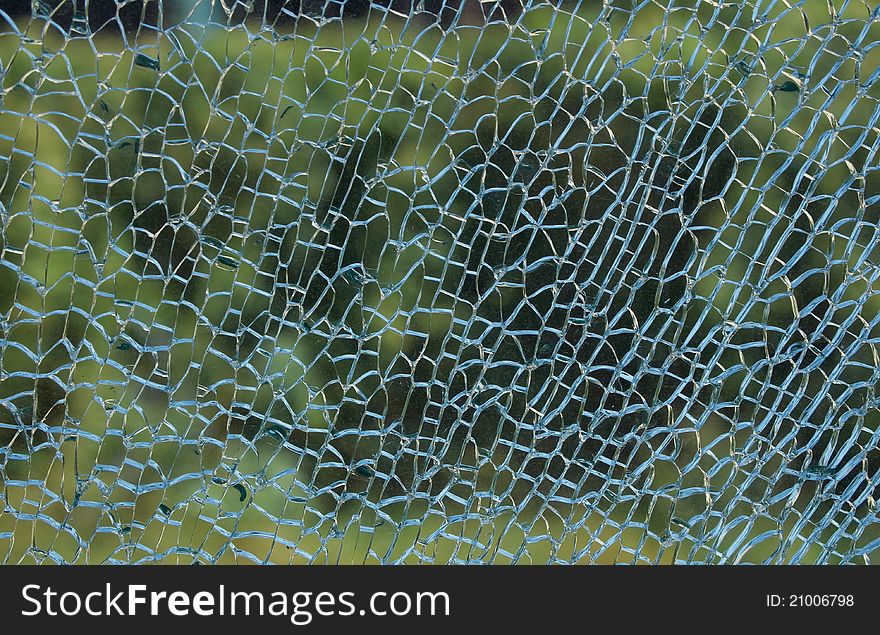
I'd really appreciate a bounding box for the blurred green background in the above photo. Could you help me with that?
[1,0,880,564]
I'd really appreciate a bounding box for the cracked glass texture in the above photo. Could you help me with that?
[1,0,880,564]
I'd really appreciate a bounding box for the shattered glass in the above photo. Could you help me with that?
[1,0,880,564]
